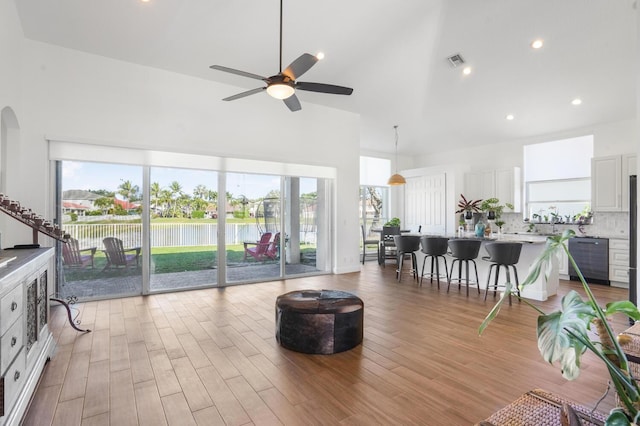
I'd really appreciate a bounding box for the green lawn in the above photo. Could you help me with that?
[63,244,317,281]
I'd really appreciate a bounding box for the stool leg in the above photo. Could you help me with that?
[458,260,463,290]
[441,256,449,287]
[484,264,494,301]
[512,265,521,299]
[447,259,457,293]
[471,260,480,294]
[413,253,419,281]
[396,251,403,282]
[505,266,512,306]
[420,255,428,286]
[434,256,440,289]
[494,266,501,298]
[465,260,470,296]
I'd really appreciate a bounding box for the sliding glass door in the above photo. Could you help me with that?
[59,161,143,300]
[54,149,334,301]
[225,172,282,284]
[148,167,218,292]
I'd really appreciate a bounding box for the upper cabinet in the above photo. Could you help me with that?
[592,154,637,212]
[464,167,521,212]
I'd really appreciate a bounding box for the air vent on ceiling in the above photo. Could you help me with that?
[447,53,465,68]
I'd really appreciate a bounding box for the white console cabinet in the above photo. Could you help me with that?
[0,248,55,426]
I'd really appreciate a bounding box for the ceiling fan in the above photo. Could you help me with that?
[209,0,353,112]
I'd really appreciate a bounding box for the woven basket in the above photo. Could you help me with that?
[478,389,606,426]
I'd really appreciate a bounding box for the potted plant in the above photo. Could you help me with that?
[384,217,401,227]
[456,194,482,220]
[479,197,514,221]
[479,229,640,424]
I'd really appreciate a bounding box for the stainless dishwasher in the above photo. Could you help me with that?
[568,237,609,285]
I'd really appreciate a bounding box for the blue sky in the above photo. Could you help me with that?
[63,161,316,199]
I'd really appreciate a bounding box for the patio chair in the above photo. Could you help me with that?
[244,232,272,261]
[102,237,141,270]
[62,237,97,269]
[264,232,281,260]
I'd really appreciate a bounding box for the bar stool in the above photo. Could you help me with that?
[483,242,522,305]
[393,235,421,282]
[419,236,449,288]
[447,239,482,296]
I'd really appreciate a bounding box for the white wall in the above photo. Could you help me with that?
[1,22,362,272]
[414,118,638,170]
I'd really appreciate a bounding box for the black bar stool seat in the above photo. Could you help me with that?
[483,242,523,304]
[447,239,482,296]
[393,235,421,282]
[419,236,449,288]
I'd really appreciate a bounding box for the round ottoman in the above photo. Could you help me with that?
[275,289,364,354]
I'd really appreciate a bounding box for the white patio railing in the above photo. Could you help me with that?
[62,223,316,249]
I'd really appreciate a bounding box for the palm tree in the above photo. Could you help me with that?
[169,181,183,217]
[118,180,140,204]
[150,182,162,212]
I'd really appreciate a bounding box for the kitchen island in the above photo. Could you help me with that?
[434,233,557,301]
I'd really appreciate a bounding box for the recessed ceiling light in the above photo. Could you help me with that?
[505,114,515,120]
[141,0,150,2]
[462,67,472,75]
[531,39,544,49]
[571,98,582,106]
[316,52,325,60]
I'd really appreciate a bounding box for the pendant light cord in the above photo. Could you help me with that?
[394,125,399,173]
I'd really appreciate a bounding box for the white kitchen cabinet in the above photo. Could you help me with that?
[592,154,636,212]
[609,238,629,287]
[0,248,55,426]
[464,167,521,212]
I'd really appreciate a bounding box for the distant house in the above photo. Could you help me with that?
[113,198,141,212]
[62,190,102,215]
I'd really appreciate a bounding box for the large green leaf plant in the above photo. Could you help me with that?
[479,229,640,425]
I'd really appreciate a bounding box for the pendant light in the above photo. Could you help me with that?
[387,125,406,186]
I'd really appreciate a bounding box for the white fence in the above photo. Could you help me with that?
[62,223,316,249]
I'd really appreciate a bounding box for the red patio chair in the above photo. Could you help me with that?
[244,232,272,261]
[264,232,281,260]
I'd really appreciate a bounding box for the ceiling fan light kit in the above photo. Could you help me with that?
[209,0,353,111]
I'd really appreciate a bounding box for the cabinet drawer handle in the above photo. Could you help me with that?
[10,336,16,347]
[10,301,17,311]
[14,370,20,381]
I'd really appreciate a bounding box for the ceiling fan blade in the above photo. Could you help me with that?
[282,54,318,80]
[223,87,266,101]
[209,65,267,81]
[296,81,353,95]
[283,94,301,112]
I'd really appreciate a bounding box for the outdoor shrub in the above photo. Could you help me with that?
[192,210,205,219]
[70,212,78,222]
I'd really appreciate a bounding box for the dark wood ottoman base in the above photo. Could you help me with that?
[275,289,364,354]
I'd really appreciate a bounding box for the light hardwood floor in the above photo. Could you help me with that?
[23,262,630,425]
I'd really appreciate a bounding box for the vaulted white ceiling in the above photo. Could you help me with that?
[14,0,637,155]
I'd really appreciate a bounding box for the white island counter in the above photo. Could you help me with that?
[428,233,558,301]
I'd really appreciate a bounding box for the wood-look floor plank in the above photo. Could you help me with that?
[192,406,225,426]
[196,365,251,426]
[129,341,155,384]
[82,359,110,418]
[158,327,186,359]
[109,369,137,426]
[171,356,213,412]
[52,397,84,426]
[90,329,110,363]
[148,349,182,397]
[176,333,211,369]
[123,317,144,343]
[198,339,240,379]
[81,411,109,426]
[225,375,282,425]
[22,384,61,426]
[160,393,197,426]
[134,379,168,426]
[109,334,130,372]
[59,350,91,402]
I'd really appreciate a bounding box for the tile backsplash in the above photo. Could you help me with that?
[497,212,630,240]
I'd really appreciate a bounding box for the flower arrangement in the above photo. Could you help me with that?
[479,229,640,424]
